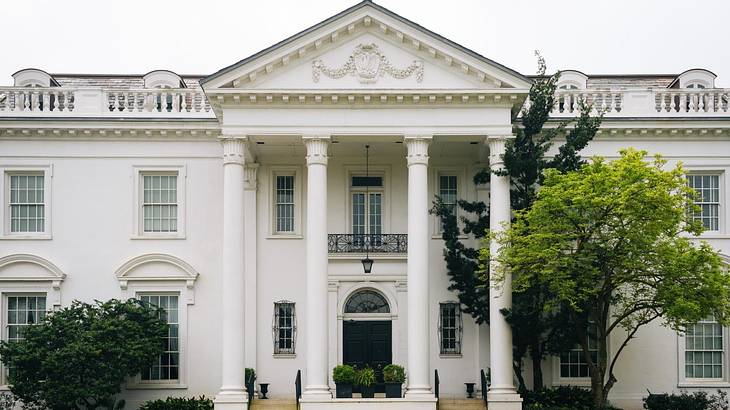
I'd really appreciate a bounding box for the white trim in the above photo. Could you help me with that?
[343,165,392,235]
[269,166,303,237]
[115,253,199,305]
[0,165,53,239]
[677,321,730,386]
[0,254,65,307]
[131,165,187,239]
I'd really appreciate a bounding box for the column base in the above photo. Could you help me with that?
[404,385,434,399]
[487,392,523,410]
[302,385,332,400]
[214,392,248,410]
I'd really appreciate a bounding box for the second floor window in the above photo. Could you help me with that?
[275,175,295,233]
[9,173,45,233]
[439,302,462,355]
[140,294,179,382]
[439,175,458,213]
[351,175,383,245]
[273,301,296,355]
[142,174,178,233]
[685,318,724,379]
[687,174,720,231]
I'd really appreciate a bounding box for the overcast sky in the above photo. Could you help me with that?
[4,0,729,86]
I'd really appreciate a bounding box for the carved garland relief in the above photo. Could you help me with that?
[312,43,424,84]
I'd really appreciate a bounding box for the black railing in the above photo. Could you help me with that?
[328,234,408,253]
[295,369,302,408]
[480,369,488,405]
[434,369,440,400]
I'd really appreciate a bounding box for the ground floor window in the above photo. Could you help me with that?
[273,301,296,355]
[4,294,47,383]
[140,294,179,382]
[685,318,724,379]
[439,302,462,355]
[559,323,598,378]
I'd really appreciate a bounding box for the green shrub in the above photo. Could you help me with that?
[332,364,356,384]
[245,368,256,384]
[643,390,728,410]
[140,396,213,410]
[383,364,406,384]
[523,386,621,410]
[355,367,376,387]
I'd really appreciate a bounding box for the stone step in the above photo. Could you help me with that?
[438,398,487,410]
[249,398,298,410]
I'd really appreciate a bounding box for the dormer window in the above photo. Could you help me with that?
[12,69,58,88]
[142,71,185,112]
[556,70,588,90]
[673,69,716,89]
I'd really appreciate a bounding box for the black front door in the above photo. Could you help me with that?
[343,320,392,393]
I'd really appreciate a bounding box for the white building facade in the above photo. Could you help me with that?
[1,2,730,409]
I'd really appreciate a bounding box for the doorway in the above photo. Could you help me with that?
[343,320,392,393]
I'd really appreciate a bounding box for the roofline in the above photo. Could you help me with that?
[528,73,680,80]
[200,0,531,86]
[50,73,207,79]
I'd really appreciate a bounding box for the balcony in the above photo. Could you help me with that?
[0,87,214,118]
[547,88,730,118]
[328,234,408,254]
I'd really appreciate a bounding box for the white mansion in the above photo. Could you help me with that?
[1,2,730,410]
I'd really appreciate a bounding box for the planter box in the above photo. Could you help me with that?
[336,383,353,398]
[384,383,402,398]
[361,385,376,398]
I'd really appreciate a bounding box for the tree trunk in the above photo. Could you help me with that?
[530,345,544,390]
[513,359,527,392]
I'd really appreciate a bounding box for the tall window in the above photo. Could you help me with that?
[142,174,178,233]
[685,318,724,379]
[140,294,179,382]
[439,175,458,213]
[439,302,462,355]
[688,174,720,231]
[273,301,296,355]
[351,176,383,244]
[560,323,598,378]
[9,174,45,233]
[5,295,47,382]
[275,175,295,233]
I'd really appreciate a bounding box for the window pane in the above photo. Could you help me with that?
[273,302,296,354]
[685,318,723,379]
[141,294,180,381]
[275,175,295,233]
[688,175,720,231]
[142,173,178,233]
[439,302,462,355]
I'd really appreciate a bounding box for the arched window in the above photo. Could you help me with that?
[345,290,390,314]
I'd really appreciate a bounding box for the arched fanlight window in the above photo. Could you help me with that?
[345,290,390,314]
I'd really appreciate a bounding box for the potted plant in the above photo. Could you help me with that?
[356,367,376,399]
[245,368,256,398]
[333,364,356,399]
[382,364,406,398]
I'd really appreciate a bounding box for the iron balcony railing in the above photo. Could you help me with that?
[328,234,408,254]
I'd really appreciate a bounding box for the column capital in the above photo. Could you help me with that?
[404,135,432,166]
[221,137,248,166]
[486,135,515,170]
[303,135,330,166]
[244,163,259,191]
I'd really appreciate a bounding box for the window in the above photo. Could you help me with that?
[685,318,724,379]
[559,323,598,378]
[688,174,720,231]
[345,290,390,314]
[273,301,296,355]
[439,175,458,213]
[4,294,47,382]
[142,173,178,233]
[9,174,45,233]
[140,294,179,382]
[439,302,462,355]
[275,175,295,233]
[350,175,383,245]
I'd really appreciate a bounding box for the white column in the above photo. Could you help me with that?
[404,135,434,398]
[215,137,248,409]
[244,164,258,384]
[487,135,522,410]
[302,136,331,399]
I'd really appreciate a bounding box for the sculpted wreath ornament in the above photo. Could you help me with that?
[312,43,424,84]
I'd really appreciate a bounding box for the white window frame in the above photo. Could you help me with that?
[137,292,182,385]
[269,166,302,238]
[132,166,186,239]
[431,167,466,237]
[686,171,724,234]
[552,323,603,387]
[438,301,463,357]
[272,300,297,357]
[343,165,391,236]
[678,321,730,387]
[1,291,50,386]
[0,165,53,240]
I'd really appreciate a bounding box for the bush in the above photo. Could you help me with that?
[523,386,621,410]
[140,396,213,410]
[383,364,406,384]
[0,299,168,410]
[332,365,356,384]
[643,390,729,410]
[355,367,376,387]
[245,368,256,384]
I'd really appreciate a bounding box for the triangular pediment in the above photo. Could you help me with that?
[201,1,531,92]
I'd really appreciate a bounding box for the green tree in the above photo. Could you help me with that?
[0,299,168,410]
[492,149,730,408]
[431,53,601,390]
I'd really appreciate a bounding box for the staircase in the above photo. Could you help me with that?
[249,398,297,410]
[438,398,487,410]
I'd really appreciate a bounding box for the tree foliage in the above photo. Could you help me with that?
[0,299,168,410]
[492,149,730,408]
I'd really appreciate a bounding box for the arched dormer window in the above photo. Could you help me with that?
[556,70,588,112]
[10,69,61,111]
[142,70,185,112]
[674,69,716,89]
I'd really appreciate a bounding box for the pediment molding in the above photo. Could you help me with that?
[115,253,199,291]
[202,3,531,93]
[0,254,67,286]
[312,43,424,84]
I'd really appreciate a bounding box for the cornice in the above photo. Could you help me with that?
[0,126,220,141]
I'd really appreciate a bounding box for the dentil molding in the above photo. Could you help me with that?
[312,43,424,85]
